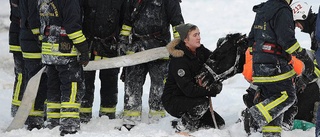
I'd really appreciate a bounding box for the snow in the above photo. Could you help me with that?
[0,0,319,136]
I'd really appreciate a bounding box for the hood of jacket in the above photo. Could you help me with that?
[253,0,290,22]
[166,38,184,58]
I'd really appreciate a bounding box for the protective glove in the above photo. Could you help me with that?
[295,75,310,93]
[207,81,223,97]
[293,48,314,78]
[74,41,89,67]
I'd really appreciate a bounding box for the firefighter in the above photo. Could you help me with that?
[290,1,320,129]
[38,0,89,135]
[19,0,47,131]
[118,0,184,130]
[80,0,126,123]
[246,0,315,136]
[9,0,25,118]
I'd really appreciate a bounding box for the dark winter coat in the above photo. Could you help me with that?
[82,0,125,58]
[82,0,125,40]
[9,0,21,53]
[247,0,297,83]
[162,38,218,102]
[123,0,184,49]
[39,0,88,65]
[19,0,41,58]
[20,0,39,30]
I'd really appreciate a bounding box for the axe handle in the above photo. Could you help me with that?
[209,98,219,129]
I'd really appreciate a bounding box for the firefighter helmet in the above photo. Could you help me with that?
[291,1,311,21]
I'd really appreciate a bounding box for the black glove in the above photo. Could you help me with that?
[295,75,310,93]
[74,42,89,67]
[294,49,314,77]
[207,81,223,97]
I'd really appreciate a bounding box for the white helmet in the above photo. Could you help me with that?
[290,1,311,21]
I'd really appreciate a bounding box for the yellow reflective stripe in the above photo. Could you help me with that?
[100,107,116,113]
[120,25,132,36]
[9,45,22,52]
[13,73,23,101]
[29,110,44,117]
[314,66,320,77]
[256,103,272,123]
[12,100,21,106]
[249,47,253,53]
[126,51,135,55]
[123,110,141,117]
[12,73,23,105]
[264,91,288,110]
[42,42,78,56]
[161,57,169,60]
[22,52,42,59]
[172,26,180,39]
[173,31,180,39]
[149,110,166,117]
[285,42,301,54]
[80,107,92,113]
[38,35,43,41]
[94,55,109,61]
[61,102,80,109]
[60,112,79,118]
[70,82,77,103]
[68,30,83,40]
[256,91,288,123]
[262,126,282,133]
[31,28,40,35]
[47,112,61,118]
[253,69,296,83]
[72,35,86,44]
[47,102,61,109]
[120,30,131,36]
[122,24,132,31]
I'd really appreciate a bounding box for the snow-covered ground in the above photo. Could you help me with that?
[0,0,319,136]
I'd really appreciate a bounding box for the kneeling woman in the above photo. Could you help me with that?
[161,23,225,133]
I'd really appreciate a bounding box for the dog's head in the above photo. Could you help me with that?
[209,33,248,81]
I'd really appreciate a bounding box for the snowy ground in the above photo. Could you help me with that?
[0,0,319,136]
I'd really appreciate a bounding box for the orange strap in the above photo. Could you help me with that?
[242,50,304,82]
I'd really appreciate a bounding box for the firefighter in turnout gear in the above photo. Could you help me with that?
[246,0,315,136]
[289,1,320,131]
[162,23,225,133]
[80,0,126,123]
[38,0,89,135]
[9,0,26,118]
[19,0,47,131]
[241,48,320,133]
[119,0,184,130]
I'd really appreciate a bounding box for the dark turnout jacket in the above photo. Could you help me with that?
[82,0,125,39]
[248,0,298,83]
[123,0,184,48]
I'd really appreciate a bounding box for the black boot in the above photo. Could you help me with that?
[243,108,259,135]
[60,130,77,136]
